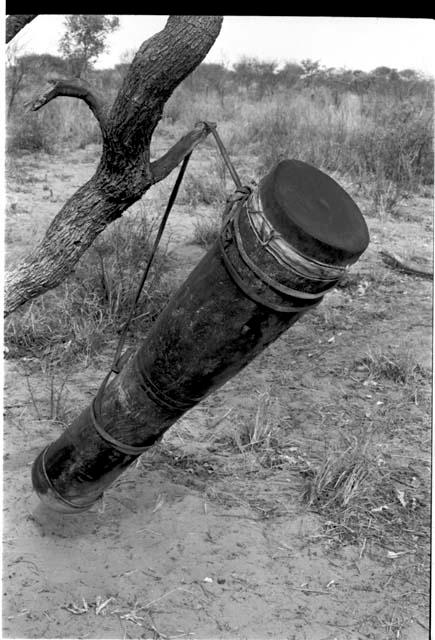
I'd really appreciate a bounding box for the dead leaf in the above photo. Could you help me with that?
[95,596,114,615]
[357,280,370,296]
[371,504,390,512]
[152,494,165,513]
[396,489,407,508]
[387,550,409,559]
[65,598,89,615]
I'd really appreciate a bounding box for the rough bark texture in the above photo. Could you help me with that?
[6,14,37,43]
[5,15,223,317]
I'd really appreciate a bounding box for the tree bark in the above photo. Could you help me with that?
[5,16,223,317]
[6,15,37,43]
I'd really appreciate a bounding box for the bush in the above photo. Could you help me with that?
[7,98,102,155]
[7,58,432,199]
[7,111,57,154]
[5,211,174,364]
[179,171,226,207]
[224,89,433,211]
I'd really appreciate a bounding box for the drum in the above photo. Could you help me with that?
[32,159,370,513]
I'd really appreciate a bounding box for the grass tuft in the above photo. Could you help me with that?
[356,347,428,385]
[191,216,221,248]
[235,391,276,450]
[303,434,429,548]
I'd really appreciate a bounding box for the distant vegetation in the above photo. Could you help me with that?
[6,55,433,202]
[6,52,433,355]
[170,59,434,198]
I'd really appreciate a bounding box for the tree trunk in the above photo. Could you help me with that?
[6,15,37,43]
[5,15,223,317]
[5,177,129,313]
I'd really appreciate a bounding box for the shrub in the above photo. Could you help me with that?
[7,98,102,155]
[5,211,174,365]
[227,89,433,198]
[180,171,226,207]
[303,433,429,548]
[7,111,57,154]
[356,347,428,385]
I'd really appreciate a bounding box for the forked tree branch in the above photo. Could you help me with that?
[25,76,110,137]
[5,15,223,316]
[102,15,223,168]
[6,14,37,43]
[151,121,214,183]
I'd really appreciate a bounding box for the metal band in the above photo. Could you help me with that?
[246,189,346,282]
[218,229,316,314]
[233,207,326,301]
[89,358,197,455]
[40,444,101,511]
[90,395,153,455]
[134,359,200,413]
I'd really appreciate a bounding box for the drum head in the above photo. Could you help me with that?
[259,159,369,259]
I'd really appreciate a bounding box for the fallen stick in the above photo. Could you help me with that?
[380,249,433,280]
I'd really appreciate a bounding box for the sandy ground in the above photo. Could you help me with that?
[3,140,432,639]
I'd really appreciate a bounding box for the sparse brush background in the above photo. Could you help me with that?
[5,55,433,360]
[7,56,434,191]
[5,55,434,361]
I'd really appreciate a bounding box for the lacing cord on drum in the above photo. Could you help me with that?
[219,203,323,314]
[245,188,347,283]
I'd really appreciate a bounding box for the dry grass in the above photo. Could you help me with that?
[356,347,428,385]
[21,360,72,426]
[179,163,227,208]
[7,99,102,154]
[233,391,277,451]
[8,73,432,212]
[161,86,435,225]
[5,210,174,365]
[370,178,405,217]
[302,432,429,550]
[191,216,220,248]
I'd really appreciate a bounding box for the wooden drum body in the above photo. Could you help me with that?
[32,159,369,513]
